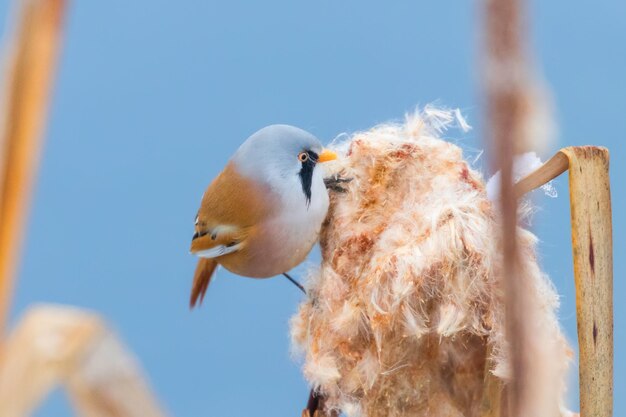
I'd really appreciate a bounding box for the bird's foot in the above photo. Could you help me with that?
[283,272,306,294]
[324,174,353,193]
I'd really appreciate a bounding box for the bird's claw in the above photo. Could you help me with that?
[324,175,353,193]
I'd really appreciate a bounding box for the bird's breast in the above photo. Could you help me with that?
[219,177,329,278]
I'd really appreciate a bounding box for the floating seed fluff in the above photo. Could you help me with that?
[290,109,572,417]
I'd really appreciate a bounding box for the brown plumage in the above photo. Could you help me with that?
[189,162,274,307]
[191,162,272,248]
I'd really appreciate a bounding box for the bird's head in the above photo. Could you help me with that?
[232,125,337,206]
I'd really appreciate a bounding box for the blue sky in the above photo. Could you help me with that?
[1,0,624,415]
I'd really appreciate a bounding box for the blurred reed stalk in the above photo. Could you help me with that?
[0,0,66,336]
[0,304,169,417]
[0,2,169,416]
[483,0,536,413]
[484,0,560,415]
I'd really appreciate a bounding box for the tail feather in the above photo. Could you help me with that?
[190,258,218,308]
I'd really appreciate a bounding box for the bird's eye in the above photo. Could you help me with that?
[298,152,309,163]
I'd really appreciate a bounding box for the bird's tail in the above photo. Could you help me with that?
[190,258,218,308]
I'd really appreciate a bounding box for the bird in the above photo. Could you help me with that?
[188,124,339,307]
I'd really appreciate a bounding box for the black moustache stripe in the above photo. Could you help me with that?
[299,150,318,207]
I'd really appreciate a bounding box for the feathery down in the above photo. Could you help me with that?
[290,108,572,417]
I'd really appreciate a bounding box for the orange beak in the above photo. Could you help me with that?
[318,149,338,163]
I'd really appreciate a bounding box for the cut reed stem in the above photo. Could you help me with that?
[512,146,613,417]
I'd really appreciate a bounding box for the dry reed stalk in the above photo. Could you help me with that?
[559,147,613,417]
[0,0,66,335]
[479,347,504,417]
[0,304,168,417]
[514,147,613,417]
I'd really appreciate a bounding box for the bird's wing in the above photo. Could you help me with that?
[190,258,218,308]
[190,162,275,258]
[189,224,249,258]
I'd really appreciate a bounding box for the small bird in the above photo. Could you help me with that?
[189,125,338,307]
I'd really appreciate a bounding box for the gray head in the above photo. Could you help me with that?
[232,124,336,205]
